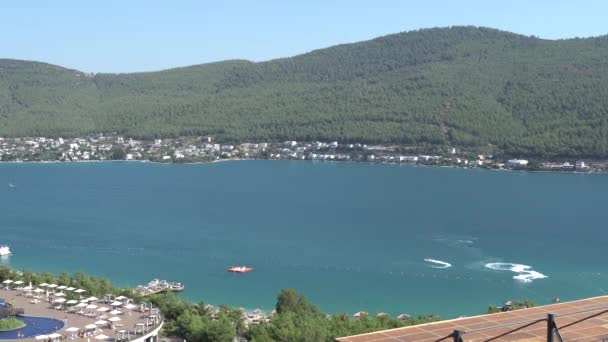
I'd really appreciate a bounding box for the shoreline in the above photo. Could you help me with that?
[0,157,603,176]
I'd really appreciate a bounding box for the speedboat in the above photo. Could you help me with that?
[228,266,253,273]
[0,246,11,256]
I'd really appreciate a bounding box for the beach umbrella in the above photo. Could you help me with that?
[353,311,367,318]
[35,335,49,340]
[107,316,121,322]
[66,300,78,305]
[39,283,49,287]
[48,333,63,340]
[95,334,109,340]
[86,304,98,310]
[48,284,58,288]
[65,327,79,332]
[110,301,122,307]
[2,279,13,284]
[84,324,97,330]
[55,292,66,297]
[74,289,86,293]
[13,280,24,285]
[397,313,411,320]
[23,285,33,291]
[109,310,122,315]
[76,303,88,307]
[57,285,67,290]
[94,320,108,326]
[34,288,44,293]
[96,307,110,312]
[123,303,137,309]
[52,298,66,303]
[87,296,99,301]
[65,287,76,291]
[114,295,126,300]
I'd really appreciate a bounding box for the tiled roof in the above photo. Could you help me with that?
[337,296,608,342]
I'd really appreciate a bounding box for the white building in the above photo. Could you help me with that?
[576,161,589,170]
[507,159,529,168]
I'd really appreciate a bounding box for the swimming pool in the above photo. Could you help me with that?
[0,300,65,339]
[0,316,65,339]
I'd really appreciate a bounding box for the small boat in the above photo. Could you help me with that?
[0,246,11,256]
[228,266,253,273]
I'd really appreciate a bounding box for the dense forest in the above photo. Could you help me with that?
[1,26,608,157]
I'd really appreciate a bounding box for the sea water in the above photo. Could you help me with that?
[1,161,607,318]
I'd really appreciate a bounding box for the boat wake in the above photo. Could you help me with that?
[485,262,547,283]
[424,258,452,269]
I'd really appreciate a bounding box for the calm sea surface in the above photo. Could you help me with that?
[1,161,607,318]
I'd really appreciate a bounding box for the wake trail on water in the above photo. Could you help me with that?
[424,258,452,269]
[485,262,547,283]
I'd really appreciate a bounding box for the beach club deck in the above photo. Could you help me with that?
[0,286,162,342]
[337,296,608,342]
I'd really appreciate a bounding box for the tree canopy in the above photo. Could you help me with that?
[2,26,608,157]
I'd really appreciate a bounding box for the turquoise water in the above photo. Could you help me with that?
[1,161,607,318]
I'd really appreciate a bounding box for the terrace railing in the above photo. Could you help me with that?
[451,304,608,342]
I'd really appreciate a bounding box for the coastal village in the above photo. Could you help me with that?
[0,134,604,172]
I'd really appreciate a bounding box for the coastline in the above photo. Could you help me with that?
[0,157,603,176]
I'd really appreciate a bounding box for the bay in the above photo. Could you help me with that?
[1,160,607,318]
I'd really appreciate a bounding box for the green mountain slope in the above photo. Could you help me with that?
[2,26,608,157]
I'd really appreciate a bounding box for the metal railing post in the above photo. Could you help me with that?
[547,313,556,342]
[453,329,464,342]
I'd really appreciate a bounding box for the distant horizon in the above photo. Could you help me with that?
[3,25,607,75]
[3,0,608,73]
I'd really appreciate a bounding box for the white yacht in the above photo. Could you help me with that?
[0,246,11,256]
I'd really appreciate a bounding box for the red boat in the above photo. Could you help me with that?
[228,266,253,273]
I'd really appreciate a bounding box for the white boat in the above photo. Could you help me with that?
[0,246,11,256]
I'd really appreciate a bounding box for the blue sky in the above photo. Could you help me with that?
[2,0,607,73]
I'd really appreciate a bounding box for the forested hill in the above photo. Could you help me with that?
[2,26,608,157]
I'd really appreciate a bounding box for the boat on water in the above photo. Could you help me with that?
[228,266,253,273]
[0,246,11,256]
[133,279,185,296]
